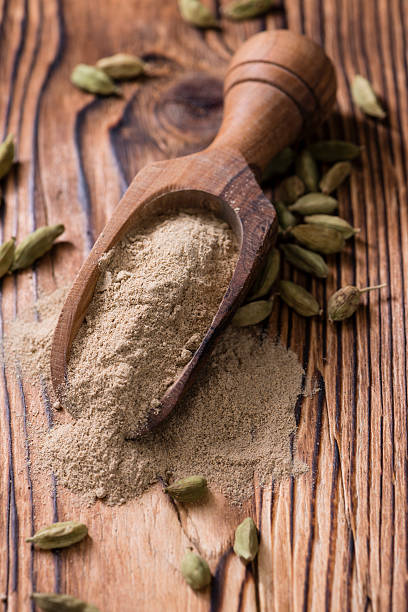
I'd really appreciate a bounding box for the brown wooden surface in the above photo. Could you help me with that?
[0,1,407,610]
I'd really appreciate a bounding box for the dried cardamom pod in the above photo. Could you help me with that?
[304,214,360,239]
[232,299,273,327]
[282,244,328,279]
[233,517,259,563]
[26,520,88,550]
[262,147,295,182]
[288,193,338,215]
[274,201,297,231]
[181,551,212,590]
[222,0,274,20]
[248,248,280,300]
[71,64,121,96]
[279,280,321,317]
[31,592,100,612]
[0,237,15,278]
[328,283,386,321]
[12,224,64,271]
[308,140,361,162]
[290,224,345,254]
[277,175,305,204]
[165,476,207,502]
[178,0,219,28]
[319,161,351,194]
[351,75,386,119]
[0,134,14,180]
[96,53,145,80]
[296,149,319,192]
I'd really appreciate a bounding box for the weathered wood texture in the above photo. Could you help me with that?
[0,1,407,611]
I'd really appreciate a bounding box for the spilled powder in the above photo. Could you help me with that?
[65,211,238,435]
[43,326,305,505]
[5,211,307,506]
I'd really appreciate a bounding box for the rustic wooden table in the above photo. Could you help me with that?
[1,1,407,610]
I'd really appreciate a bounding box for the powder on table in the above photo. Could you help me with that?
[5,286,68,381]
[5,209,307,506]
[6,287,306,505]
[44,325,305,505]
[64,210,238,435]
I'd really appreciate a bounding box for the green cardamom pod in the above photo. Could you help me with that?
[96,53,145,80]
[0,134,14,180]
[308,140,362,162]
[288,193,338,215]
[277,175,305,204]
[282,244,328,279]
[290,224,345,254]
[26,520,88,550]
[180,551,212,590]
[232,299,273,327]
[328,283,386,321]
[0,237,15,278]
[319,161,351,194]
[31,592,100,612]
[165,475,207,502]
[178,0,219,28]
[12,224,65,271]
[223,0,274,20]
[262,147,295,182]
[71,64,122,96]
[248,248,280,300]
[351,75,386,119]
[233,517,259,563]
[274,201,297,231]
[279,280,321,317]
[296,149,319,192]
[304,214,360,239]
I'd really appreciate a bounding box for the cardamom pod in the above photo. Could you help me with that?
[319,161,351,194]
[71,64,121,96]
[248,248,280,300]
[232,299,273,327]
[26,520,88,550]
[277,175,305,204]
[0,237,15,278]
[328,283,386,321]
[274,201,297,230]
[282,244,328,278]
[233,517,259,563]
[165,476,207,502]
[296,149,319,192]
[181,551,212,590]
[279,280,321,317]
[304,214,360,239]
[31,592,100,612]
[222,0,274,20]
[12,224,65,271]
[262,147,295,182]
[308,140,362,162]
[178,0,219,28]
[290,224,345,254]
[96,53,145,80]
[0,134,14,180]
[351,75,386,119]
[288,193,338,215]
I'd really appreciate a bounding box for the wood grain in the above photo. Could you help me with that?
[1,1,407,611]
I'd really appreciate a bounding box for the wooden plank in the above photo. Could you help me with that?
[1,0,407,610]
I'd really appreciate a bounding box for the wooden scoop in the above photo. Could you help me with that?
[51,30,336,433]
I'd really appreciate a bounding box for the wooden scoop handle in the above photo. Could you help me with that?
[209,30,337,173]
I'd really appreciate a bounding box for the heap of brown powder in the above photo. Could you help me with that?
[5,210,307,506]
[65,210,238,435]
